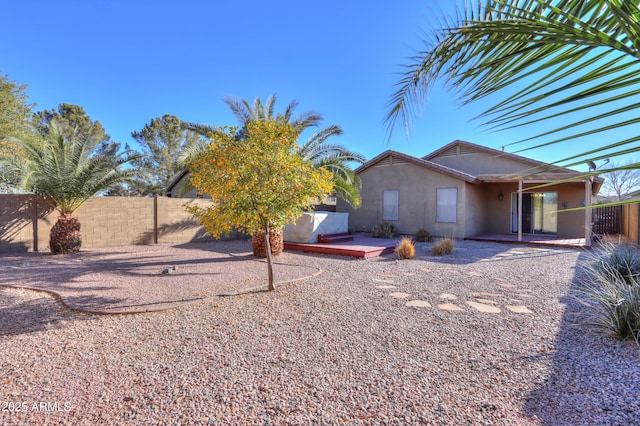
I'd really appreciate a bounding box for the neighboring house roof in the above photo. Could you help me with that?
[355,150,480,183]
[630,189,640,199]
[165,170,190,197]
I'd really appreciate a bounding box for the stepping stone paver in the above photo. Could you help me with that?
[377,273,397,278]
[375,285,396,289]
[421,268,432,273]
[389,292,411,299]
[506,305,534,314]
[439,293,458,300]
[471,292,502,298]
[438,303,464,311]
[475,298,497,305]
[468,271,483,277]
[373,278,394,284]
[406,300,431,308]
[466,301,502,313]
[497,283,517,289]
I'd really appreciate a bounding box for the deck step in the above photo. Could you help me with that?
[318,233,353,244]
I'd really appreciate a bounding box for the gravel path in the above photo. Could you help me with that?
[1,239,638,425]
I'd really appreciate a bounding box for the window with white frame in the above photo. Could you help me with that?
[383,190,399,221]
[436,188,457,223]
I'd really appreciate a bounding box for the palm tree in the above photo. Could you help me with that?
[386,0,640,187]
[188,94,323,137]
[185,94,365,207]
[298,124,365,207]
[2,120,136,254]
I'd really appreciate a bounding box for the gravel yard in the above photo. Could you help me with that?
[1,239,639,425]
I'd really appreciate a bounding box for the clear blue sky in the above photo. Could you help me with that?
[1,1,632,171]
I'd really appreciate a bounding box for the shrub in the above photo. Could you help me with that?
[372,222,398,239]
[431,238,454,256]
[595,242,640,285]
[395,236,415,259]
[414,228,433,242]
[575,242,640,342]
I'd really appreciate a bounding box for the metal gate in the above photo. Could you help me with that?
[592,205,622,235]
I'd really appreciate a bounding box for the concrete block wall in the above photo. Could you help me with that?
[0,195,41,252]
[77,197,155,248]
[155,197,215,244]
[622,203,640,244]
[0,195,219,253]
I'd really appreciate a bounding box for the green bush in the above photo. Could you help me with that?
[575,242,640,342]
[431,238,454,255]
[414,228,433,242]
[372,222,398,239]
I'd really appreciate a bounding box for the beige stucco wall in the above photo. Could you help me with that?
[0,195,218,253]
[338,161,469,238]
[337,158,594,240]
[464,183,486,237]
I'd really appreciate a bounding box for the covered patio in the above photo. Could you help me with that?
[466,233,588,248]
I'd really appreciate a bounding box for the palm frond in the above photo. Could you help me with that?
[8,119,135,214]
[223,96,252,125]
[386,0,640,168]
[331,175,362,208]
[185,122,216,137]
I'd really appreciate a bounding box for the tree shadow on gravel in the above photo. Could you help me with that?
[0,287,94,337]
[0,239,315,313]
[523,250,640,425]
[0,246,256,288]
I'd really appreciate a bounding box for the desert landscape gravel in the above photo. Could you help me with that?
[1,239,639,425]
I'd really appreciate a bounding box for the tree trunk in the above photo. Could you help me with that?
[49,214,82,255]
[251,228,283,257]
[265,227,275,291]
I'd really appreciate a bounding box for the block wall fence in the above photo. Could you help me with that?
[622,203,640,245]
[0,195,226,253]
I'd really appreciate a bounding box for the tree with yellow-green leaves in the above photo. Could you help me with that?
[186,119,334,291]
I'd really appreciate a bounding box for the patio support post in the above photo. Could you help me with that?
[518,179,523,242]
[585,178,592,247]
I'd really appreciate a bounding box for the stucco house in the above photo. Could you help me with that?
[338,140,603,246]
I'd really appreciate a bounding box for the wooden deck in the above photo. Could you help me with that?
[465,234,588,248]
[284,235,400,258]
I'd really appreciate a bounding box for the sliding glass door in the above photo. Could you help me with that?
[511,192,558,234]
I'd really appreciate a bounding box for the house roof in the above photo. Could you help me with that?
[358,141,604,195]
[165,170,190,196]
[355,150,480,183]
[423,139,580,174]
